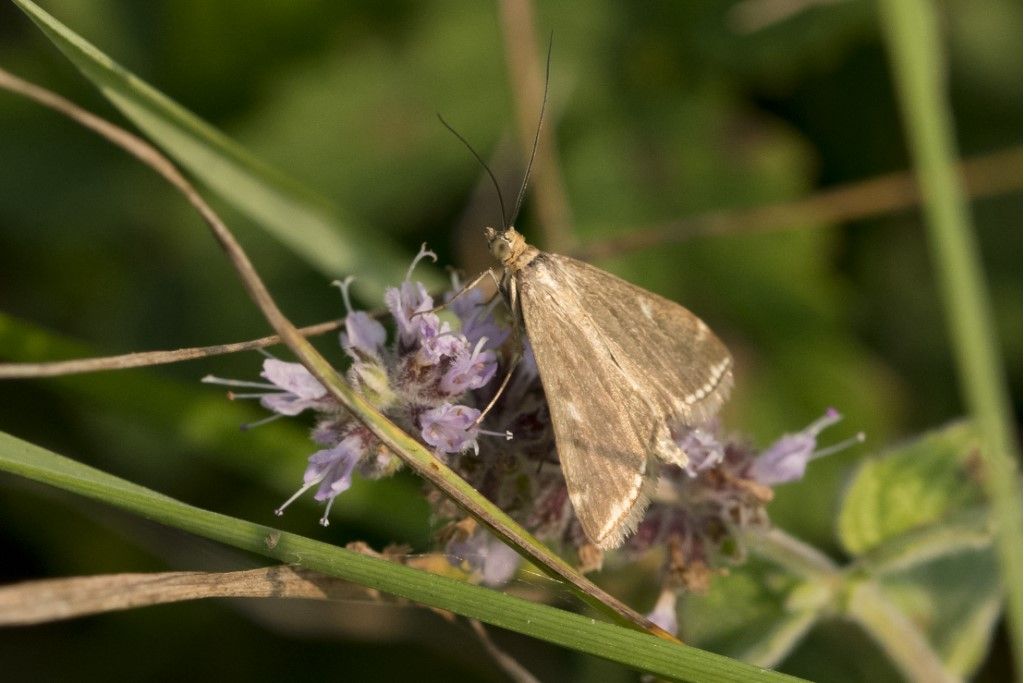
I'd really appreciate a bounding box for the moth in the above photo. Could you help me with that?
[483,225,733,550]
[440,44,732,549]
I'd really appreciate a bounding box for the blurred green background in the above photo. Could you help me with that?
[0,0,1019,680]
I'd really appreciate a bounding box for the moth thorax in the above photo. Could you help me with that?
[484,226,528,267]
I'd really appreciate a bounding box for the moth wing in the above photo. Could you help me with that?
[537,254,733,428]
[517,257,655,549]
[517,253,733,549]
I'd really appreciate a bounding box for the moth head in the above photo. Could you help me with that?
[484,226,526,266]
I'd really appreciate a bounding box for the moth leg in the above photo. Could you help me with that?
[474,348,521,425]
[412,268,500,319]
[474,275,522,426]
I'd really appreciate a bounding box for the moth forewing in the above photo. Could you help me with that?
[489,228,733,549]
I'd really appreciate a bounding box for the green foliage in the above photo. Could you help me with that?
[674,423,1002,680]
[0,0,1018,680]
[13,0,434,300]
[837,422,984,555]
[0,429,797,683]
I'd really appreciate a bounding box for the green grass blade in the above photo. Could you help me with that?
[11,0,435,299]
[878,0,1022,665]
[0,430,799,682]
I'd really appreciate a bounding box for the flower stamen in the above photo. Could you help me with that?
[406,242,438,281]
[319,497,337,527]
[240,413,285,431]
[331,275,357,314]
[201,375,277,390]
[274,475,326,517]
[812,431,866,460]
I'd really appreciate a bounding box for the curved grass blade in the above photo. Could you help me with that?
[11,0,437,299]
[0,430,799,683]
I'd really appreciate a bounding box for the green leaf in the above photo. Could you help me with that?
[834,423,999,679]
[879,548,1001,678]
[0,430,800,683]
[836,422,985,556]
[680,558,821,668]
[854,508,994,576]
[12,0,437,299]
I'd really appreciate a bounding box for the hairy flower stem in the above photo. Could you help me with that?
[845,580,956,683]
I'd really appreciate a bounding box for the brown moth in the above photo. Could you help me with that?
[485,226,733,550]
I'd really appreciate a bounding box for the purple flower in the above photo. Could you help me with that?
[306,434,364,502]
[749,408,847,485]
[446,529,522,587]
[275,433,365,526]
[258,359,330,416]
[675,425,725,477]
[447,284,510,349]
[420,403,481,454]
[385,244,438,345]
[416,321,466,365]
[342,311,386,359]
[334,276,387,359]
[440,337,498,395]
[385,281,434,346]
[646,589,679,635]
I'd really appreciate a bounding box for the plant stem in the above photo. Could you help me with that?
[845,579,956,683]
[743,527,840,579]
[497,0,576,252]
[574,147,1021,261]
[877,0,1021,667]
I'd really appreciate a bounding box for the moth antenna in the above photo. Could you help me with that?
[437,113,509,231]
[509,32,553,228]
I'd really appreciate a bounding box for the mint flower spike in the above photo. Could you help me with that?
[750,407,864,485]
[333,276,386,359]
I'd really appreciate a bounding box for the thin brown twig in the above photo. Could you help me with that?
[0,67,671,638]
[728,0,848,34]
[4,147,1015,381]
[0,566,530,683]
[575,146,1022,261]
[497,0,576,253]
[0,319,343,379]
[468,619,542,683]
[0,566,372,625]
[5,147,1015,381]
